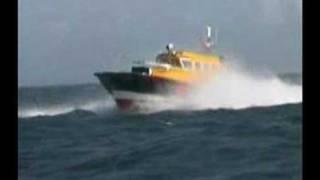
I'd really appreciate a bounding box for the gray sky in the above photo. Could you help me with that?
[18,0,302,86]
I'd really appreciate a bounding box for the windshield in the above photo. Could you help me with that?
[156,53,181,67]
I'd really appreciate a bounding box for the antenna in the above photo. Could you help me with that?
[203,25,218,52]
[205,26,212,49]
[207,26,212,39]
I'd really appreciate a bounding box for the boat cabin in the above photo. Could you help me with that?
[155,50,222,72]
[131,44,223,78]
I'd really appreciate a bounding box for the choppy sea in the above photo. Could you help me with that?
[18,73,302,180]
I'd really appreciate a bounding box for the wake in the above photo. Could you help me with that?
[18,98,115,118]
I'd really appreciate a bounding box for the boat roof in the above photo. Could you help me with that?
[175,50,222,65]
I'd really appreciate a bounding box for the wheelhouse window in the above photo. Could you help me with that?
[156,54,170,64]
[195,62,201,70]
[156,53,181,67]
[202,64,210,71]
[181,60,193,70]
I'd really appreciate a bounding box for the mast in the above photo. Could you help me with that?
[203,25,218,53]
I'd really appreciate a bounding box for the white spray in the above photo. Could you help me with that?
[183,62,302,110]
[131,56,302,113]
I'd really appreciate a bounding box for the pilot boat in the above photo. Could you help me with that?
[94,26,224,111]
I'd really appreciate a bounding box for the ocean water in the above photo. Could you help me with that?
[18,73,302,180]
